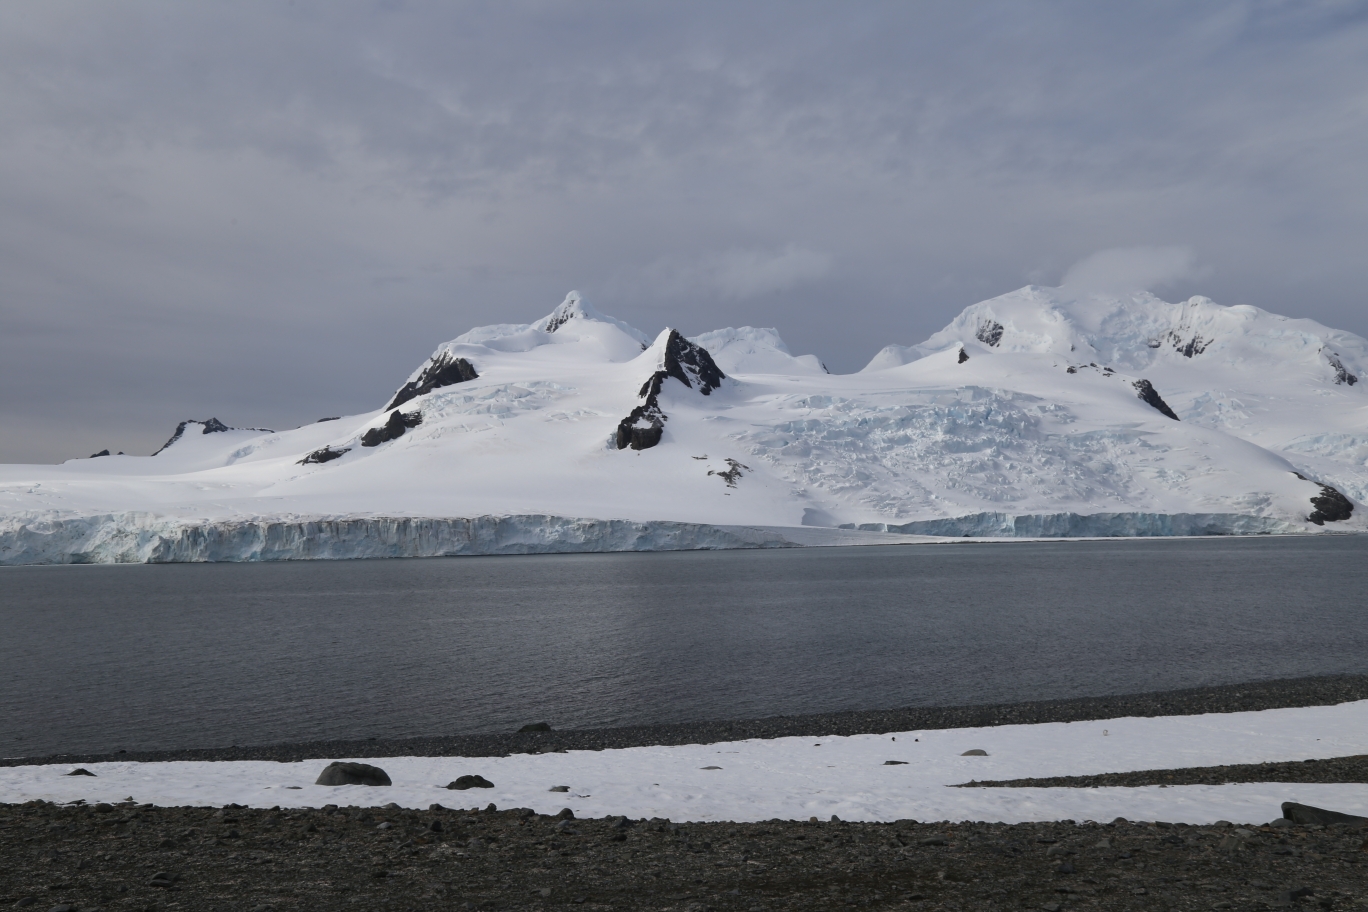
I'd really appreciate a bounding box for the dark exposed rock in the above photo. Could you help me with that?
[1324,350,1357,386]
[316,416,341,423]
[298,446,350,465]
[360,410,422,447]
[1294,473,1355,525]
[315,761,392,786]
[615,330,724,451]
[883,760,908,765]
[1281,801,1368,826]
[957,347,969,363]
[652,329,725,396]
[447,775,494,790]
[708,458,749,488]
[385,351,479,410]
[961,749,988,756]
[1065,366,1077,374]
[88,449,110,458]
[519,722,553,733]
[65,768,95,777]
[976,320,1004,347]
[1167,331,1209,358]
[1132,379,1180,420]
[1308,484,1354,524]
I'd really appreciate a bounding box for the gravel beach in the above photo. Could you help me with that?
[4,673,1368,911]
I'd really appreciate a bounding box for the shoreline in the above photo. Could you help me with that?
[9,672,1368,768]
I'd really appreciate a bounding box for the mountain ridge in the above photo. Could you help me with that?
[2,285,1363,563]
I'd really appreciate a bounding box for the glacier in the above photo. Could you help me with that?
[1,287,1364,564]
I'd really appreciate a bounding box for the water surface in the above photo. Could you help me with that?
[3,536,1367,757]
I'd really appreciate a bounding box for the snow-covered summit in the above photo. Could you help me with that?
[691,327,827,375]
[869,286,1366,386]
[448,291,649,360]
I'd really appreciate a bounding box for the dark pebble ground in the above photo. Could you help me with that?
[2,802,1366,912]
[5,673,1368,911]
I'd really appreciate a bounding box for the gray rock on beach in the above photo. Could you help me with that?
[1280,801,1368,826]
[315,761,392,787]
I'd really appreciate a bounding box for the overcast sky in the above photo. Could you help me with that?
[3,1,1367,463]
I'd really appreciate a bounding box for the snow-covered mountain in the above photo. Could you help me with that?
[2,288,1363,563]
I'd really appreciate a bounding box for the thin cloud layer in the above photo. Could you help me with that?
[2,2,1367,461]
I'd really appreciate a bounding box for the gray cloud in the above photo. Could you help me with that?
[2,1,1367,461]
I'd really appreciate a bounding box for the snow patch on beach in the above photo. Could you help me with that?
[6,702,1367,825]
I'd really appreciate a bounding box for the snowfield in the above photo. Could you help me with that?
[4,701,1367,825]
[1,288,1364,564]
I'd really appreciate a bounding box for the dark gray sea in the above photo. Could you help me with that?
[3,536,1367,758]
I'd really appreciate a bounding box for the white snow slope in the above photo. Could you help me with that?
[4,701,1367,824]
[2,288,1364,564]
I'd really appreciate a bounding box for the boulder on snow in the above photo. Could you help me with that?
[66,768,96,776]
[446,774,495,790]
[1280,801,1368,826]
[961,749,988,756]
[315,761,392,786]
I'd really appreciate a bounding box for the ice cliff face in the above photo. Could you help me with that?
[4,286,1365,564]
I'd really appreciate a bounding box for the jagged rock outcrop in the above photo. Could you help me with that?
[615,330,725,451]
[1325,350,1358,386]
[361,410,422,447]
[89,450,110,458]
[1167,330,1210,358]
[298,446,350,465]
[976,320,1004,347]
[386,352,479,410]
[1132,379,1180,420]
[1308,484,1354,525]
[957,348,969,363]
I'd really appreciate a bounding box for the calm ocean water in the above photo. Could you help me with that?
[3,536,1367,758]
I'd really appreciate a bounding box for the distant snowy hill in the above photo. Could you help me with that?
[1,288,1363,563]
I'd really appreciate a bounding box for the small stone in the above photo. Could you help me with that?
[549,786,570,792]
[376,822,392,830]
[920,836,947,846]
[538,888,552,898]
[556,808,575,820]
[66,768,96,777]
[429,819,443,832]
[47,905,77,912]
[13,900,36,909]
[830,815,841,823]
[961,749,988,756]
[1041,903,1062,912]
[315,761,392,787]
[519,722,552,732]
[1093,838,1111,849]
[93,802,113,813]
[446,775,494,790]
[1270,817,1295,828]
